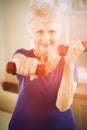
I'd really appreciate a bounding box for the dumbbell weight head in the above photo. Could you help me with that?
[36,64,47,76]
[58,44,68,56]
[6,61,16,75]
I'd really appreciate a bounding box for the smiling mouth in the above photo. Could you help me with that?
[40,43,52,47]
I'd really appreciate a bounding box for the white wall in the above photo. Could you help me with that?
[69,12,87,41]
[3,0,33,59]
[0,0,5,82]
[3,0,34,82]
[68,12,87,68]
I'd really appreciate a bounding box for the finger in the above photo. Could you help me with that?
[17,67,25,75]
[30,59,38,74]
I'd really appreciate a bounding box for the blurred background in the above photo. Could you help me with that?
[0,0,87,130]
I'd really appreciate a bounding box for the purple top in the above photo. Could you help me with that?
[9,48,78,130]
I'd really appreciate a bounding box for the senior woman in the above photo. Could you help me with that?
[8,1,85,130]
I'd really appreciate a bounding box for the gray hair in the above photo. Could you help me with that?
[25,1,63,32]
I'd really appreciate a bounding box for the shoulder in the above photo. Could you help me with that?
[13,48,35,58]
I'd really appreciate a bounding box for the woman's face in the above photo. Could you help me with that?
[33,21,61,57]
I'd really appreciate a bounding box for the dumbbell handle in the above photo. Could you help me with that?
[58,41,87,55]
[6,62,46,76]
[6,42,87,76]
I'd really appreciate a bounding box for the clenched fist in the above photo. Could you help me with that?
[66,40,85,63]
[12,54,38,77]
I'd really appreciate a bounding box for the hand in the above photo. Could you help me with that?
[12,54,38,77]
[66,40,85,63]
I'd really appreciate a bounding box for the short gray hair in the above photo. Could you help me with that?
[25,1,63,32]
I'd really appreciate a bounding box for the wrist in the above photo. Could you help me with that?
[65,58,75,68]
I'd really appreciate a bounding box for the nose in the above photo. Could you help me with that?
[42,32,50,43]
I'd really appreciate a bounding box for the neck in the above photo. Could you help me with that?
[33,49,48,64]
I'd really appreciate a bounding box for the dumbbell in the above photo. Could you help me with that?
[6,42,87,76]
[6,61,47,76]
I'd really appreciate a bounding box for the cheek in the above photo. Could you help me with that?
[34,33,41,42]
[34,37,40,49]
[55,27,63,40]
[33,35,39,45]
[34,42,39,49]
[52,35,59,43]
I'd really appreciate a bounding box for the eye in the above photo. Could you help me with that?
[49,30,56,35]
[36,30,43,35]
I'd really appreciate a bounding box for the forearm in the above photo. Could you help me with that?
[56,61,77,112]
[63,62,77,97]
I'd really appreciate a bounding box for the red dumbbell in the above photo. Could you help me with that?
[6,61,47,76]
[58,41,87,55]
[58,44,69,56]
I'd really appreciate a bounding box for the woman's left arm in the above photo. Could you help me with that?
[56,61,77,112]
[56,40,85,112]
